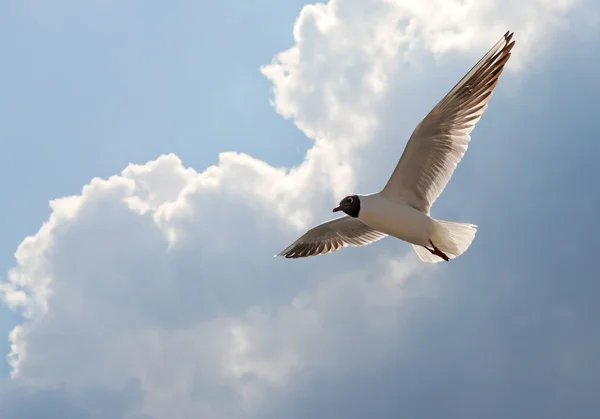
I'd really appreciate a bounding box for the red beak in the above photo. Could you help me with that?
[333,206,342,212]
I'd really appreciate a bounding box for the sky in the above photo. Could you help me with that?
[1,0,599,418]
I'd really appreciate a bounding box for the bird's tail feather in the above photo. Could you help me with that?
[413,220,477,263]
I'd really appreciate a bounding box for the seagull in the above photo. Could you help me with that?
[277,31,515,263]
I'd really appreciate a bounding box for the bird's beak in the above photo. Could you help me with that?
[332,205,342,212]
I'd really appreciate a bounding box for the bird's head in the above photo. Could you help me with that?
[333,195,361,218]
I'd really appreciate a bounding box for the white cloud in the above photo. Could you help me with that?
[0,0,590,418]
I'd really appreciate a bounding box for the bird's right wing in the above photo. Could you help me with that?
[381,31,515,213]
[277,216,387,259]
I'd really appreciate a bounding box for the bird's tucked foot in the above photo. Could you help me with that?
[427,240,450,262]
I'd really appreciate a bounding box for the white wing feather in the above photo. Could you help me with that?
[381,31,516,213]
[277,216,387,259]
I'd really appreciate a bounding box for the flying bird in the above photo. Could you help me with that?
[277,31,515,263]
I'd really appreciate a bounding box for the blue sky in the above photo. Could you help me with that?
[1,0,599,418]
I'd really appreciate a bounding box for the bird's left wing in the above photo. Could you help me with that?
[277,216,387,259]
[381,31,515,213]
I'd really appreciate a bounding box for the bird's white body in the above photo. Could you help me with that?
[358,193,432,247]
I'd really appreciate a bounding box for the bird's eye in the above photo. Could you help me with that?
[347,197,353,203]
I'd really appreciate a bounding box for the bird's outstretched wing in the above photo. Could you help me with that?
[381,31,515,213]
[277,216,387,259]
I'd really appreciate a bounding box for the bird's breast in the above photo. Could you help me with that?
[358,194,432,247]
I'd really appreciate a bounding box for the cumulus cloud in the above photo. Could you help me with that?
[0,0,594,418]
[1,152,425,418]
